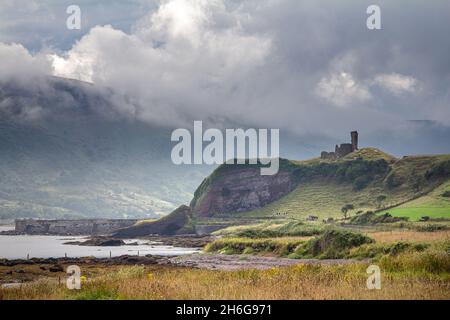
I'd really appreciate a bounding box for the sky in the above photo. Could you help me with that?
[1,0,450,158]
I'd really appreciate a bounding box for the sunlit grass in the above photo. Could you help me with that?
[1,258,448,300]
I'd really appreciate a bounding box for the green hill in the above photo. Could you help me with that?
[0,78,211,219]
[192,148,450,221]
[115,148,450,236]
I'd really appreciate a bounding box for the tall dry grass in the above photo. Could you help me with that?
[366,230,450,243]
[1,262,448,300]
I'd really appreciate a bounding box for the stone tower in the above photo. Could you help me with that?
[351,131,358,151]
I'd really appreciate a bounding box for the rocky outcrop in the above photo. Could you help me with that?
[190,163,296,217]
[0,255,166,267]
[64,237,126,246]
[113,205,192,238]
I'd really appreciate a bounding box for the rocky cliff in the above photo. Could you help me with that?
[190,160,297,217]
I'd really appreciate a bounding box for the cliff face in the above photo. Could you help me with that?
[190,163,296,217]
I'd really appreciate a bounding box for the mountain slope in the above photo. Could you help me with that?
[0,77,210,219]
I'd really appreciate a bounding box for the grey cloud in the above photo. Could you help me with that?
[1,0,450,157]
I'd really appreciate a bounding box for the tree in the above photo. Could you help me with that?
[341,204,354,220]
[376,195,387,209]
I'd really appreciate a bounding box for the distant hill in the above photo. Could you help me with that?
[0,77,210,219]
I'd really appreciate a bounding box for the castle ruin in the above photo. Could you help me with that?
[321,131,358,160]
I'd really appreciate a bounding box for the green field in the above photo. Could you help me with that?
[381,180,450,221]
[381,207,450,221]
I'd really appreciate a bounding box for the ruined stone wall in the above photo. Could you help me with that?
[335,143,353,158]
[351,131,359,151]
[320,131,359,160]
[15,219,138,235]
[320,151,336,160]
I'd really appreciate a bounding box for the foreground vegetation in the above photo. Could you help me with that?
[1,258,449,300]
[207,228,450,263]
[1,222,449,300]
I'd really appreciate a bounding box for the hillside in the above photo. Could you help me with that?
[113,205,193,237]
[117,148,450,236]
[236,151,450,220]
[190,148,450,221]
[0,77,210,219]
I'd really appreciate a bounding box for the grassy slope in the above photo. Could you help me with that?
[234,180,379,220]
[233,149,450,221]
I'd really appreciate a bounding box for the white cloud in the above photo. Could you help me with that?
[48,0,272,125]
[0,42,51,82]
[373,73,419,95]
[315,72,371,108]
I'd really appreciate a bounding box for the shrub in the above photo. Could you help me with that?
[386,173,403,189]
[425,160,450,180]
[232,221,323,238]
[353,175,372,191]
[441,190,450,198]
[204,238,305,256]
[348,212,408,225]
[415,224,449,232]
[348,242,428,259]
[294,229,374,259]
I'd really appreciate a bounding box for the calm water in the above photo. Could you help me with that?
[0,232,199,259]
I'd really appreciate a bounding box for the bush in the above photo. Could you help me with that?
[415,224,449,232]
[353,176,372,191]
[292,158,389,188]
[441,190,450,198]
[204,238,305,256]
[386,173,403,189]
[294,229,374,259]
[425,160,450,180]
[232,221,323,238]
[348,242,428,259]
[348,212,408,225]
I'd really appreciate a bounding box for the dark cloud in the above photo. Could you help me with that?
[1,0,449,158]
